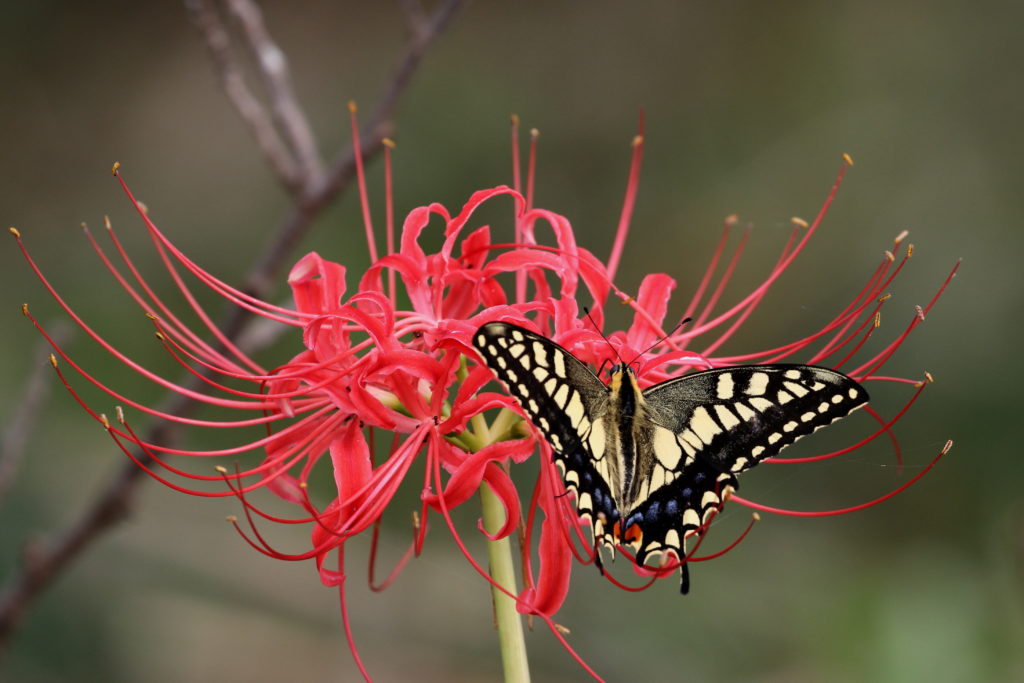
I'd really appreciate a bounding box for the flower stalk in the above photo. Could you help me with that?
[482,481,531,683]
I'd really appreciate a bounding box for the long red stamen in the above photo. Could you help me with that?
[735,440,952,516]
[606,113,645,282]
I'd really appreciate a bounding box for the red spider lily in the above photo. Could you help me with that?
[12,110,957,680]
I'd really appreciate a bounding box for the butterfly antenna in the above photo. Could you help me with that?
[628,316,693,369]
[582,306,624,375]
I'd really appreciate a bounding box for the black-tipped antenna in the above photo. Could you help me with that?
[628,316,693,368]
[582,306,624,376]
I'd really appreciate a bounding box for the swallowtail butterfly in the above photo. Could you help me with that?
[473,321,869,593]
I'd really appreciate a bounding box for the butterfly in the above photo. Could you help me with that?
[473,321,869,593]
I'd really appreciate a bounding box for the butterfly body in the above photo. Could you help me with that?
[473,321,869,592]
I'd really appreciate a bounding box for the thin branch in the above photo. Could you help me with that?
[186,0,302,191]
[224,0,325,187]
[0,0,463,655]
[0,323,70,505]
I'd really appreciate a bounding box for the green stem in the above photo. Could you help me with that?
[481,481,531,682]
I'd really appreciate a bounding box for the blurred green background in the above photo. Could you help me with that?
[1,1,1021,681]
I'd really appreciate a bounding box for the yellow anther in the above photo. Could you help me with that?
[877,293,891,303]
[907,243,914,258]
[412,511,421,530]
[791,217,809,229]
[347,100,357,114]
[884,250,895,262]
[553,623,571,635]
[111,161,121,175]
[724,214,739,226]
[893,229,909,244]
[632,134,644,147]
[299,481,308,489]
[49,353,58,368]
[100,414,110,429]
[510,113,520,125]
[21,303,29,316]
[873,312,881,328]
[215,465,228,474]
[104,215,113,230]
[941,440,953,455]
[226,515,238,523]
[9,227,20,237]
[530,128,540,139]
[116,406,125,423]
[752,512,761,521]
[842,153,855,166]
[154,332,165,341]
[382,137,395,149]
[924,371,935,383]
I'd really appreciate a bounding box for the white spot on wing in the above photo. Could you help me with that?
[653,426,683,470]
[777,390,794,404]
[768,432,782,444]
[751,445,765,457]
[565,395,585,427]
[784,381,809,397]
[689,406,722,444]
[511,329,524,342]
[746,372,769,396]
[801,411,816,422]
[749,397,774,412]
[588,421,606,459]
[664,529,681,549]
[716,373,735,399]
[783,421,798,432]
[553,351,566,378]
[735,402,756,421]
[682,509,700,529]
[784,369,802,380]
[714,404,741,429]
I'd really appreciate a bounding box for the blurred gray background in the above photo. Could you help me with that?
[1,1,1020,681]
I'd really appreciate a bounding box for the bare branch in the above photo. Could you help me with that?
[0,0,463,656]
[225,0,325,187]
[0,323,70,505]
[186,0,302,191]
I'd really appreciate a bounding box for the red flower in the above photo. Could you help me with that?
[13,115,957,679]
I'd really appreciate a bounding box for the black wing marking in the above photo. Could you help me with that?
[642,364,869,475]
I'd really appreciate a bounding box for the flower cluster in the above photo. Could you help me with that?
[13,115,956,678]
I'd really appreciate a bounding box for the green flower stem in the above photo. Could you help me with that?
[481,480,531,683]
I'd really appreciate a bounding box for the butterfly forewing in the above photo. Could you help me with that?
[642,365,870,475]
